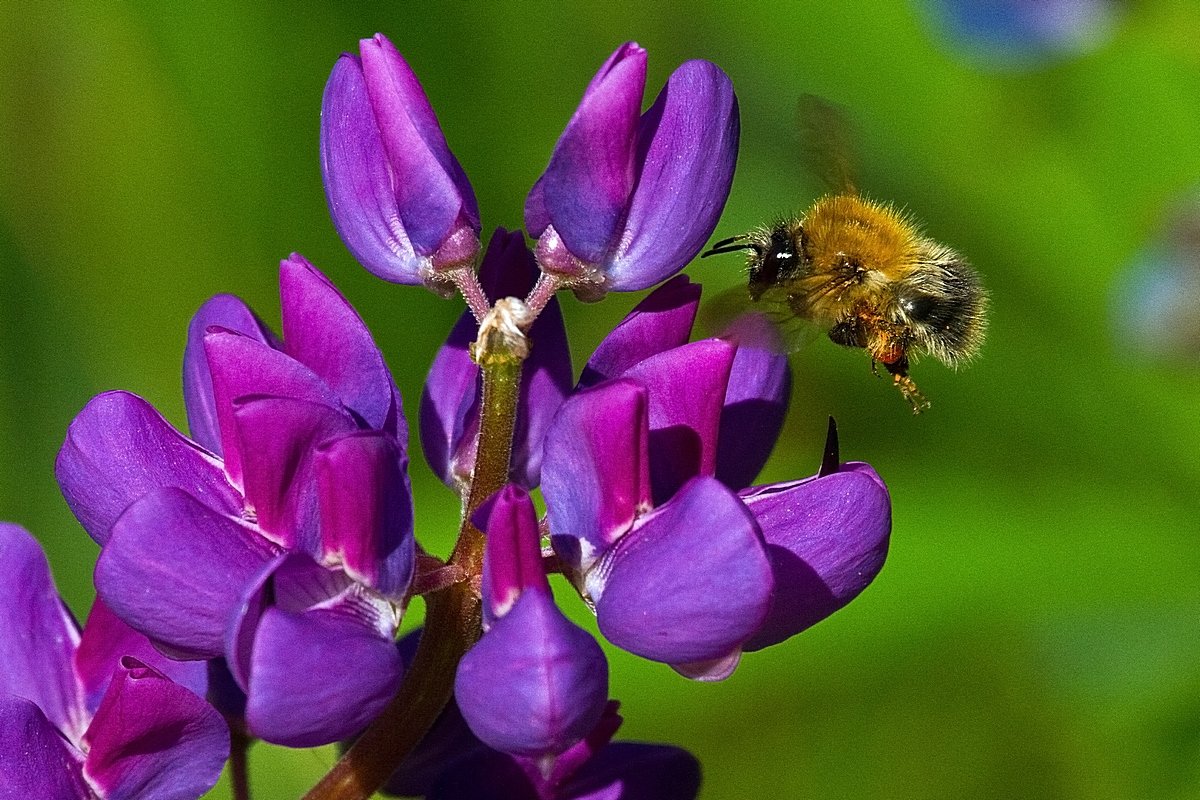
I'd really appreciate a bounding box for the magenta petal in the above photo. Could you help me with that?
[280,254,404,436]
[455,590,609,758]
[578,275,701,388]
[716,319,792,490]
[56,391,240,545]
[604,60,740,291]
[234,395,357,554]
[183,293,279,456]
[316,431,415,599]
[0,524,86,742]
[83,657,228,800]
[474,486,547,627]
[533,42,647,263]
[542,380,651,569]
[75,597,209,714]
[359,34,479,256]
[97,487,278,658]
[621,339,736,503]
[740,466,891,651]
[244,605,403,747]
[594,476,772,668]
[0,696,90,800]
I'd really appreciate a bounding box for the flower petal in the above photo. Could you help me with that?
[566,742,701,800]
[0,523,86,742]
[316,431,415,599]
[604,60,739,291]
[716,316,792,490]
[530,42,647,264]
[183,293,279,456]
[0,696,90,800]
[419,309,479,489]
[593,476,771,669]
[56,391,240,545]
[243,603,403,747]
[739,465,891,651]
[97,487,278,659]
[474,485,547,627]
[83,657,229,800]
[280,254,404,436]
[542,380,651,572]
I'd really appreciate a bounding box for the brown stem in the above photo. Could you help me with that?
[228,726,252,800]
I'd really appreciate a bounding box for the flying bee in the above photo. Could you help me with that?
[703,96,988,413]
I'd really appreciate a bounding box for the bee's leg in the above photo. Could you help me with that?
[869,359,880,378]
[884,357,930,414]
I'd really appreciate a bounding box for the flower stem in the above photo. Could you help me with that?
[302,303,527,800]
[229,727,252,800]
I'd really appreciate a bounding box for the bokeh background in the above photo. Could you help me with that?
[2,1,1199,798]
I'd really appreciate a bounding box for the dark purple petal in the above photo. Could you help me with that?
[316,431,415,599]
[0,524,86,742]
[204,328,340,488]
[542,380,651,570]
[474,485,547,628]
[579,275,701,388]
[83,657,228,800]
[593,476,771,669]
[511,299,572,490]
[243,603,403,747]
[0,696,90,800]
[280,254,405,436]
[427,748,538,800]
[739,466,891,651]
[97,487,279,659]
[359,34,479,257]
[75,597,209,714]
[419,309,479,489]
[456,590,608,758]
[716,317,792,490]
[234,395,357,554]
[620,339,735,503]
[604,60,739,291]
[183,294,279,456]
[321,52,425,283]
[56,391,240,545]
[565,742,701,800]
[530,43,647,264]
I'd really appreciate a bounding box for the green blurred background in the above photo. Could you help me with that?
[2,1,1199,798]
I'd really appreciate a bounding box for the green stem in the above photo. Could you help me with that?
[301,309,526,800]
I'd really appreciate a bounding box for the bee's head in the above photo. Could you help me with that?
[895,249,988,367]
[703,221,806,300]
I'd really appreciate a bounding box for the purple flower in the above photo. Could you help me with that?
[56,254,414,746]
[455,485,608,758]
[420,229,573,491]
[526,43,740,294]
[541,278,891,679]
[0,523,227,799]
[427,702,700,800]
[322,33,481,287]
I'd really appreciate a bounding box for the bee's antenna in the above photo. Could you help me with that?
[702,235,756,258]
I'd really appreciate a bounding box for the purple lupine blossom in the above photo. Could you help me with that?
[420,228,573,491]
[0,523,227,799]
[55,254,414,746]
[541,278,891,680]
[455,485,608,758]
[526,42,740,294]
[321,33,481,287]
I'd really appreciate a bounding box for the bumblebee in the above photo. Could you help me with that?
[703,98,988,413]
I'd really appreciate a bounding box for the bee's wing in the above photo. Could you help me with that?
[700,284,823,354]
[796,93,860,196]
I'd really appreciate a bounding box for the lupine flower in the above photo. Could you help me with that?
[541,277,891,679]
[526,42,740,294]
[56,254,414,746]
[322,33,481,287]
[0,523,227,799]
[420,229,573,491]
[455,485,609,758]
[920,0,1118,67]
[427,702,700,800]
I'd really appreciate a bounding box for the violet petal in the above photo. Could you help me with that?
[0,696,90,800]
[56,391,240,545]
[82,657,228,800]
[530,43,647,264]
[740,465,891,651]
[593,476,771,668]
[566,742,701,800]
[183,293,279,456]
[604,60,739,291]
[97,487,278,659]
[716,316,792,490]
[419,308,478,489]
[0,523,86,742]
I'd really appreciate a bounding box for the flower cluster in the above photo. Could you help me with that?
[3,33,894,800]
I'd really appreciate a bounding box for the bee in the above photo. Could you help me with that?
[703,97,988,413]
